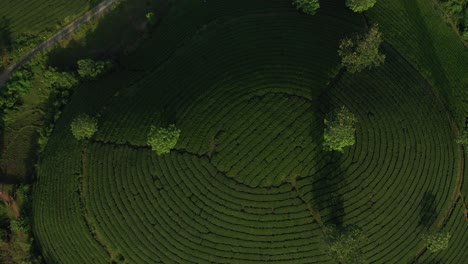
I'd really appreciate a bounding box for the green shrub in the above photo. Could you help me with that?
[43,68,79,90]
[323,106,357,152]
[146,12,156,26]
[423,230,451,252]
[147,125,181,155]
[70,114,98,140]
[338,25,385,73]
[323,225,368,264]
[292,0,320,15]
[77,59,113,80]
[346,0,377,13]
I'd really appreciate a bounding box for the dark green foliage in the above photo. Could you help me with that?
[70,114,98,140]
[77,59,113,80]
[423,230,451,252]
[455,129,468,146]
[338,25,385,73]
[147,125,181,155]
[323,106,357,152]
[346,0,377,13]
[292,0,320,15]
[323,225,368,264]
[439,0,468,33]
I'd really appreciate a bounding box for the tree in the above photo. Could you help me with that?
[323,225,367,264]
[146,12,156,26]
[423,230,451,253]
[323,106,357,152]
[70,114,98,140]
[338,25,385,73]
[77,59,113,80]
[292,0,320,15]
[43,68,79,90]
[346,0,377,13]
[147,124,181,155]
[455,129,468,146]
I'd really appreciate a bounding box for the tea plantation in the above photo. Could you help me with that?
[0,0,89,38]
[32,0,468,263]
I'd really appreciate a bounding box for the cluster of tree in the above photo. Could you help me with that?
[338,25,385,73]
[69,116,182,156]
[147,124,181,155]
[323,106,358,153]
[0,67,34,113]
[292,0,377,15]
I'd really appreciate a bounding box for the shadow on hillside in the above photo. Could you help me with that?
[401,0,450,97]
[0,16,12,65]
[47,0,163,70]
[419,191,438,228]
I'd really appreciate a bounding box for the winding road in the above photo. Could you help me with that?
[0,0,118,88]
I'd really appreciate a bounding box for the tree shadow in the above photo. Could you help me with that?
[419,191,438,228]
[312,151,346,227]
[310,71,347,227]
[0,16,12,52]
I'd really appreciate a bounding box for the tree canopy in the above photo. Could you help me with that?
[346,0,377,13]
[147,125,181,155]
[323,225,367,264]
[323,106,357,153]
[77,59,113,80]
[43,68,79,90]
[423,230,451,253]
[70,114,98,140]
[338,25,385,73]
[292,0,320,15]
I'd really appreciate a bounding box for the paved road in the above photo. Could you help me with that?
[0,0,118,88]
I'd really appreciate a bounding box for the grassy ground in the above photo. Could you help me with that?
[32,0,468,264]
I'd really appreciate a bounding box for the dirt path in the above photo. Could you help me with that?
[0,0,118,88]
[0,191,19,219]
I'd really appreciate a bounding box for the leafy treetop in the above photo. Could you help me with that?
[338,25,385,73]
[147,125,181,155]
[423,230,451,253]
[70,114,98,140]
[455,129,468,146]
[77,59,113,80]
[346,0,377,13]
[323,106,358,153]
[292,0,320,15]
[323,225,368,264]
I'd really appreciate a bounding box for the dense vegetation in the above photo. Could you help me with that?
[0,0,466,263]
